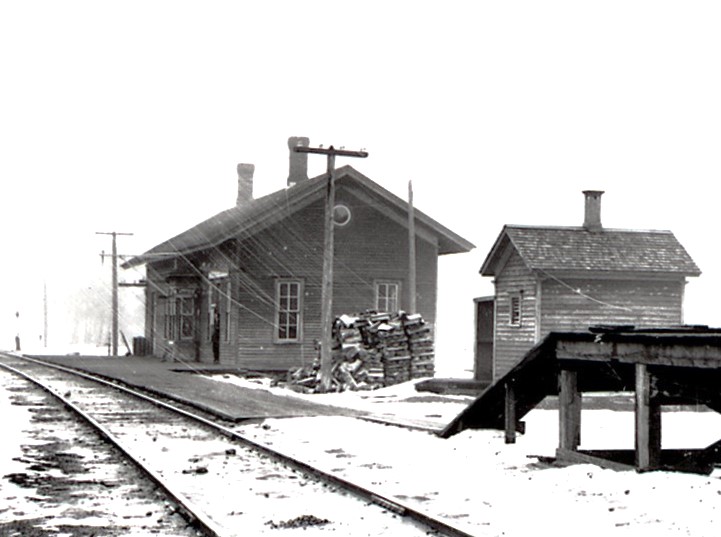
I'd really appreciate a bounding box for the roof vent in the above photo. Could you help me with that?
[583,190,604,231]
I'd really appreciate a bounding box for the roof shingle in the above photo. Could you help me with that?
[481,225,700,276]
[123,166,474,268]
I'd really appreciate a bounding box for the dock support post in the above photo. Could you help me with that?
[635,363,661,471]
[559,369,582,451]
[504,382,516,444]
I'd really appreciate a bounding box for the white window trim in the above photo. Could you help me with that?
[509,293,522,327]
[375,280,401,313]
[178,293,195,341]
[274,279,304,343]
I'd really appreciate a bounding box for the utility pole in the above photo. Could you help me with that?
[96,231,133,357]
[408,180,417,314]
[294,144,368,392]
[43,281,48,348]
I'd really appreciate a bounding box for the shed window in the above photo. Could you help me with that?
[276,279,303,342]
[509,294,522,327]
[376,281,400,313]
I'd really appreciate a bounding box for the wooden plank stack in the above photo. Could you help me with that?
[287,310,435,392]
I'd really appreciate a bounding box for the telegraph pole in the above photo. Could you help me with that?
[96,231,133,357]
[294,144,368,391]
[43,281,48,347]
[408,180,417,313]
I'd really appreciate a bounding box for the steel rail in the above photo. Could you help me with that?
[0,359,226,537]
[3,354,476,537]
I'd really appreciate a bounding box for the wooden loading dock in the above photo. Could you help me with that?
[441,326,721,474]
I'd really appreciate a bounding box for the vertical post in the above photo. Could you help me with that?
[318,152,336,392]
[43,281,48,347]
[559,369,582,451]
[504,381,517,444]
[111,232,119,357]
[635,363,661,471]
[96,231,133,358]
[408,180,417,314]
[15,311,21,352]
[293,145,368,392]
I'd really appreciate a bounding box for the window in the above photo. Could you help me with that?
[509,294,522,327]
[163,291,195,341]
[179,295,195,340]
[163,297,176,340]
[276,280,303,342]
[333,204,352,226]
[376,281,400,313]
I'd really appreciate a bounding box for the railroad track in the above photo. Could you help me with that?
[0,353,475,537]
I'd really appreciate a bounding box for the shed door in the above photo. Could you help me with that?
[474,298,494,382]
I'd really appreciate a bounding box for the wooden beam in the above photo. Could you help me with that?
[559,369,582,451]
[504,382,517,444]
[635,363,662,471]
[557,339,721,369]
[555,448,634,472]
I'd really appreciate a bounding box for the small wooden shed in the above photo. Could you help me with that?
[477,190,700,382]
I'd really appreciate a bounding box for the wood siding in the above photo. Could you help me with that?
[493,251,538,380]
[145,185,441,371]
[232,190,439,370]
[492,253,687,380]
[540,277,685,334]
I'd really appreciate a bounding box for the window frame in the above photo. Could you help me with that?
[375,280,400,313]
[509,293,522,327]
[163,296,176,340]
[178,293,195,341]
[274,279,303,343]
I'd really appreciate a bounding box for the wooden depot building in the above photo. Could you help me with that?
[122,137,474,370]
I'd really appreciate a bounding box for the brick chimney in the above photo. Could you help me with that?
[236,163,255,205]
[583,190,604,231]
[287,136,310,186]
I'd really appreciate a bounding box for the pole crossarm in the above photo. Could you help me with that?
[294,145,368,159]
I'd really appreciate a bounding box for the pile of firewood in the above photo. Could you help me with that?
[287,311,434,393]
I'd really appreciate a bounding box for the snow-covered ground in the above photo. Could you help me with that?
[215,375,721,536]
[4,358,721,536]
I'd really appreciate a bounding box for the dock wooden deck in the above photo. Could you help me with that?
[441,326,721,474]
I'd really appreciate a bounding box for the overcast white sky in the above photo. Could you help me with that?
[2,1,720,363]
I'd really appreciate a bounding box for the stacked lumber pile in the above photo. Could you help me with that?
[287,311,434,392]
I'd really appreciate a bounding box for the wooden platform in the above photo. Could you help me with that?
[441,326,721,474]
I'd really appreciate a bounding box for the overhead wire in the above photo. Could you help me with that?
[538,269,633,312]
[111,172,412,364]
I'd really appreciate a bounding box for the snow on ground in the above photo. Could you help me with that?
[213,374,721,536]
[5,359,721,536]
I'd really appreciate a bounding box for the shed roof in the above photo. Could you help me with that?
[123,165,474,268]
[480,225,700,277]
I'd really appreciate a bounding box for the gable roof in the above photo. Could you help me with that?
[480,225,700,277]
[123,165,474,268]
